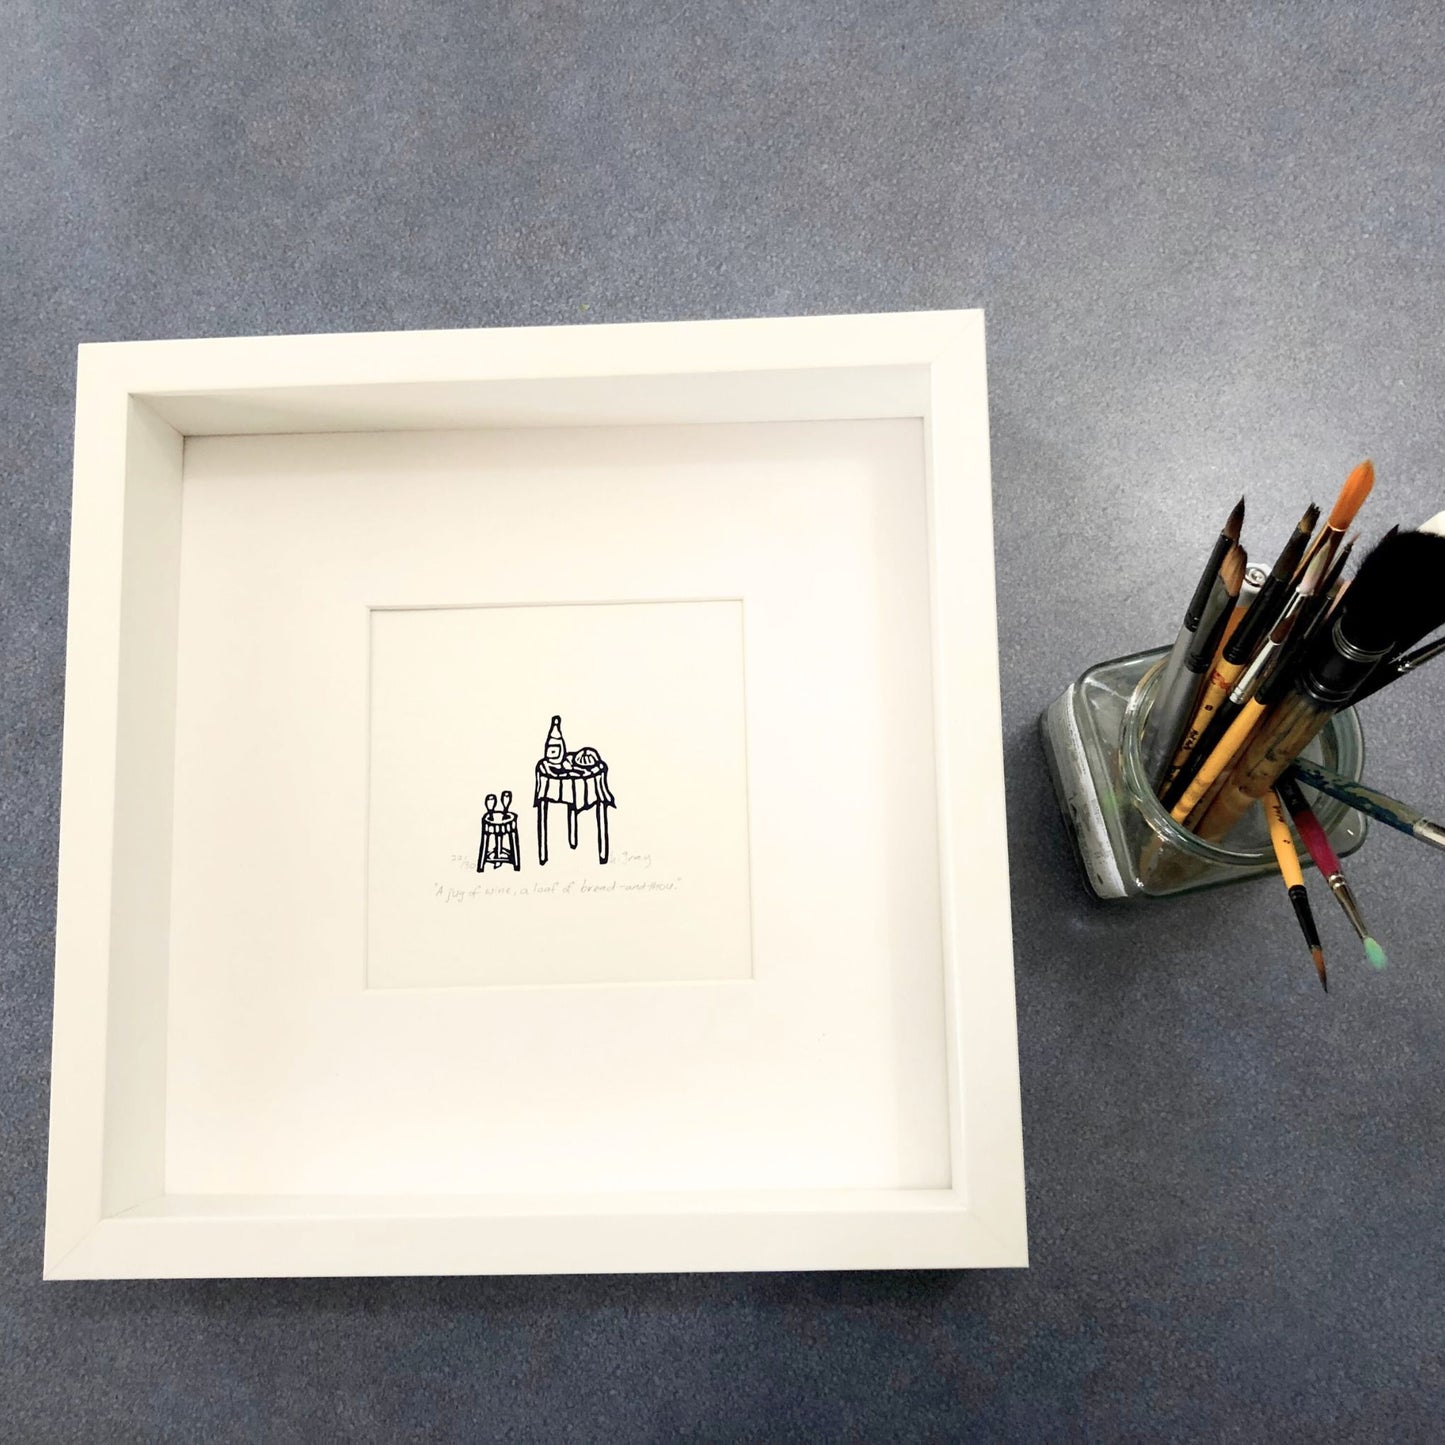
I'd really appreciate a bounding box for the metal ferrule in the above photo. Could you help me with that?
[1300,616,1392,707]
[1327,874,1369,943]
[1330,618,1386,667]
[1229,639,1276,704]
[1288,886,1322,951]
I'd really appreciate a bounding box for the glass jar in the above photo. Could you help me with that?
[1039,648,1367,899]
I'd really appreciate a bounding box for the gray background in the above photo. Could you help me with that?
[4,1,1443,1438]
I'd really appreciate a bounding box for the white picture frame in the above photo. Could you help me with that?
[45,310,1025,1278]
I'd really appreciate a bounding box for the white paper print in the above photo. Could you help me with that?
[367,599,754,988]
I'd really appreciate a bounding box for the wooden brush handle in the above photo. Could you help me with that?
[1193,694,1331,844]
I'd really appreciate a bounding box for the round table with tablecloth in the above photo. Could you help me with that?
[534,758,616,864]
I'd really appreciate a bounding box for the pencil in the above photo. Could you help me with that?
[1144,498,1245,784]
[1275,773,1386,969]
[1265,790,1327,990]
[1287,760,1445,855]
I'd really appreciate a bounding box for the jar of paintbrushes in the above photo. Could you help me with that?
[1042,461,1445,988]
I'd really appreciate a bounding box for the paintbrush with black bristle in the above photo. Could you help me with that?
[1348,511,1445,703]
[1193,521,1445,843]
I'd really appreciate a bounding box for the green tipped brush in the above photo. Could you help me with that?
[1276,774,1387,970]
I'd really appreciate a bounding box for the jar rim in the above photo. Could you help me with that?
[1119,660,1364,866]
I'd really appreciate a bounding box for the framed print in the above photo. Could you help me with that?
[45,311,1026,1278]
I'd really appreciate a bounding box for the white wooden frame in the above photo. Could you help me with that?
[45,311,1025,1278]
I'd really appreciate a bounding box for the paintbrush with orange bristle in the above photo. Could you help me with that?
[1295,459,1374,582]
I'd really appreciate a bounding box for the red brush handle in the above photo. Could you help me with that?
[1278,782,1342,877]
[1294,805,1341,875]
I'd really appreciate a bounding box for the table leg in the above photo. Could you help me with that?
[537,802,548,866]
[510,822,521,871]
[477,828,487,872]
[567,807,578,849]
[597,804,610,864]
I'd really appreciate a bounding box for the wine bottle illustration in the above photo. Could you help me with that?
[544,714,566,766]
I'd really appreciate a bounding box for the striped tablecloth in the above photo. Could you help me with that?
[533,759,616,812]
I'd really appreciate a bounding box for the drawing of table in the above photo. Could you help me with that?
[534,758,616,865]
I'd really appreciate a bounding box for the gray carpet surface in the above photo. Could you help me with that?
[3,2,1443,1439]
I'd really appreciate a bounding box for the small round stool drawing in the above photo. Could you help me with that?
[476,791,522,872]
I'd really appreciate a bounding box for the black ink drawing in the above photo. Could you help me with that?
[535,714,617,865]
[476,790,522,872]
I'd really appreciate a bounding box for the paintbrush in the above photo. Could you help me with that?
[1287,759,1445,856]
[1163,505,1316,792]
[1275,772,1386,969]
[1350,632,1445,705]
[1284,533,1357,661]
[1369,516,1445,657]
[1265,790,1327,991]
[1344,513,1445,703]
[1162,547,1332,814]
[1144,498,1245,784]
[1168,612,1299,829]
[1296,459,1374,581]
[1211,563,1268,666]
[1193,525,1445,843]
[1147,540,1246,788]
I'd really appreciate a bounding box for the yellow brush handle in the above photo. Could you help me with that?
[1194,695,1330,844]
[1265,791,1304,887]
[1165,656,1244,779]
[1169,695,1266,824]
